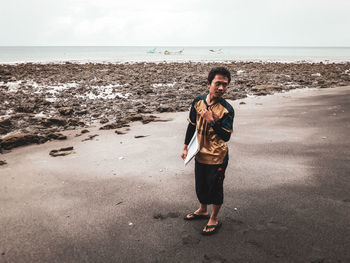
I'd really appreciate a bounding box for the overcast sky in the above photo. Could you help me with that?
[1,0,349,46]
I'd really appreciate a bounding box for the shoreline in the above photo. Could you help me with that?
[1,58,350,66]
[1,61,350,152]
[2,46,350,65]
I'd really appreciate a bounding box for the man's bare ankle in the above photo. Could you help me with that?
[196,209,208,214]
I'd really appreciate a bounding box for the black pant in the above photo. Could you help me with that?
[195,160,228,205]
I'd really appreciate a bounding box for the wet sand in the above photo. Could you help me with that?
[1,86,350,262]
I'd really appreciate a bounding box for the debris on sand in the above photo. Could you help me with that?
[82,134,99,142]
[47,133,67,140]
[134,135,149,139]
[75,129,90,137]
[115,129,126,135]
[49,146,74,157]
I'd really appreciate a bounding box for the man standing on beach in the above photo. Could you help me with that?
[181,67,234,235]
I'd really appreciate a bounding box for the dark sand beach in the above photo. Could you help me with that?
[1,81,349,262]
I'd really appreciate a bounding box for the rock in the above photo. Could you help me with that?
[82,134,99,141]
[137,107,152,114]
[81,129,89,134]
[0,68,11,76]
[68,118,84,127]
[115,129,126,134]
[47,133,67,140]
[127,113,143,122]
[58,107,73,116]
[15,104,36,113]
[75,109,88,115]
[42,117,67,127]
[100,118,109,124]
[0,118,12,134]
[142,88,153,94]
[253,90,269,96]
[134,135,149,138]
[0,160,7,166]
[157,105,175,113]
[251,85,282,91]
[0,133,46,150]
[152,118,172,123]
[100,123,119,130]
[59,146,74,151]
[49,146,74,157]
[239,101,246,105]
[141,115,157,124]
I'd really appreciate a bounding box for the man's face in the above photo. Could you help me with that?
[208,74,229,100]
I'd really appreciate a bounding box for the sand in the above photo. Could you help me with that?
[0,86,350,262]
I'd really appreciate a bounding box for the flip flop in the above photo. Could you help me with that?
[184,212,210,220]
[201,221,222,236]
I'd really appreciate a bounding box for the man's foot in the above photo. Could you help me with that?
[202,219,222,235]
[184,209,209,220]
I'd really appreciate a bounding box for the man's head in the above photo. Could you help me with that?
[207,67,231,101]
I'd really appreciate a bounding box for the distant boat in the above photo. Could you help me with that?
[164,48,184,55]
[147,48,157,54]
[209,48,223,54]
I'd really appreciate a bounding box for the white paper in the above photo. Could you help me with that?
[184,132,199,165]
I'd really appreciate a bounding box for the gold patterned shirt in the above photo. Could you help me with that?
[188,94,234,164]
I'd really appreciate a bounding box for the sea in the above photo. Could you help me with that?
[0,46,349,64]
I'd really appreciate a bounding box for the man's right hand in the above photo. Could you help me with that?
[181,145,188,160]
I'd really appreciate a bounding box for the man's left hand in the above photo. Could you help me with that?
[200,109,215,123]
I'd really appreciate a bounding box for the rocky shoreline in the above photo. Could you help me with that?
[1,61,349,152]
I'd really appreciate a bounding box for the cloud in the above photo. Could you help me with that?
[0,0,349,46]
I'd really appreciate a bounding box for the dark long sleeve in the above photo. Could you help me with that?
[184,123,196,145]
[212,122,231,142]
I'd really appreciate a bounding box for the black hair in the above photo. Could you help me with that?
[207,67,231,84]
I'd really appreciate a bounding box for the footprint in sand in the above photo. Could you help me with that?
[266,221,288,231]
[152,212,180,220]
[226,217,244,226]
[203,254,228,263]
[181,234,200,245]
[246,239,263,248]
[153,213,166,220]
[256,220,288,231]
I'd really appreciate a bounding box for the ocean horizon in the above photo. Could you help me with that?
[1,46,350,64]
